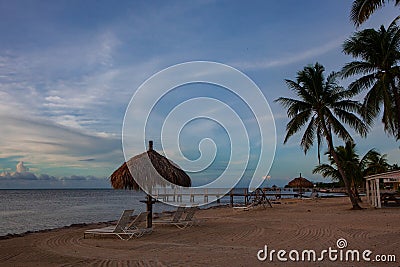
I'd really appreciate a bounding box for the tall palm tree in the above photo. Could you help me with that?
[350,0,400,27]
[276,63,368,209]
[342,20,400,140]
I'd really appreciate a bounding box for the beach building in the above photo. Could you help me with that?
[364,170,400,208]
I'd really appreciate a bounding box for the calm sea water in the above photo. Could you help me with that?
[0,188,340,236]
[0,189,175,236]
[0,189,237,236]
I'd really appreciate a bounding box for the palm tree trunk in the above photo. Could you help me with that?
[321,122,362,209]
[329,143,362,209]
[390,80,400,139]
[354,186,362,202]
[351,179,362,202]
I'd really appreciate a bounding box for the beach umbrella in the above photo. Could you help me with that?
[287,174,314,194]
[110,141,191,227]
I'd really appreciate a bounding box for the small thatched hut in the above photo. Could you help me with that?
[287,173,314,189]
[110,141,191,227]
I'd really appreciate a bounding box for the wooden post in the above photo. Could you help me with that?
[146,194,155,228]
[372,180,376,207]
[376,179,381,208]
[230,189,233,207]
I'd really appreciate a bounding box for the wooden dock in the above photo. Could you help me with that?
[152,187,303,206]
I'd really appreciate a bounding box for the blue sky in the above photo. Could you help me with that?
[0,0,399,189]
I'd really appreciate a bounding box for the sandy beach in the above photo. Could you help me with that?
[0,197,399,267]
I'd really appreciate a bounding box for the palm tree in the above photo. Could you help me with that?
[390,163,400,170]
[276,63,368,209]
[314,142,373,199]
[350,0,400,27]
[314,142,390,200]
[342,20,400,140]
[362,150,390,175]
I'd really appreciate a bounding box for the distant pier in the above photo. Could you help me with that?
[152,187,304,206]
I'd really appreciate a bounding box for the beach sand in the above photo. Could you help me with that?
[0,197,399,267]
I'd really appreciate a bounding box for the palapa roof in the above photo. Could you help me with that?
[287,173,314,188]
[110,141,191,190]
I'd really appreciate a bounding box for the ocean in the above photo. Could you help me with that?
[0,189,173,236]
[0,189,236,236]
[0,188,341,236]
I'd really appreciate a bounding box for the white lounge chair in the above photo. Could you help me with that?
[153,206,185,225]
[153,205,198,229]
[233,197,272,211]
[173,206,198,229]
[84,210,151,240]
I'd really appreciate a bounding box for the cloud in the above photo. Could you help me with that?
[0,171,38,180]
[0,113,123,175]
[0,172,109,188]
[16,161,28,173]
[231,36,346,70]
[0,161,109,188]
[60,175,99,181]
[37,174,58,181]
[0,25,167,183]
[0,161,51,181]
[0,161,34,179]
[78,158,96,162]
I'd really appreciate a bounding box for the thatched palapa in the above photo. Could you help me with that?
[110,141,191,191]
[287,173,313,188]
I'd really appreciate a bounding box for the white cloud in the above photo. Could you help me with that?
[44,96,63,102]
[1,161,52,181]
[0,45,140,178]
[0,171,38,180]
[231,36,346,70]
[16,161,27,173]
[0,171,109,189]
[0,113,122,171]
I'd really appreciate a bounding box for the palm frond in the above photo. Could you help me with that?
[350,0,386,27]
[283,110,312,144]
[300,116,316,154]
[343,21,400,139]
[274,97,311,118]
[313,164,341,181]
[341,61,376,78]
[347,74,377,95]
[333,108,369,137]
[325,110,353,142]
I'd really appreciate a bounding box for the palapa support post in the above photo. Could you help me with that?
[146,140,155,228]
[141,194,156,228]
[230,189,233,207]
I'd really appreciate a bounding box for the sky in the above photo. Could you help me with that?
[0,0,399,189]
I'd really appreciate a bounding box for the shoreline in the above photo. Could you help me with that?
[0,204,230,240]
[0,195,346,239]
[0,221,113,241]
[1,187,351,238]
[1,198,399,266]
